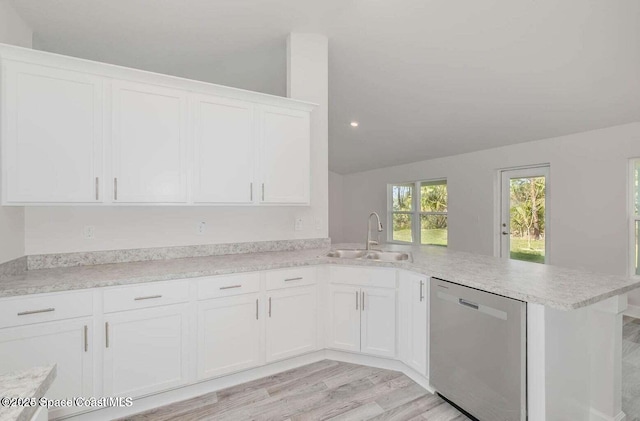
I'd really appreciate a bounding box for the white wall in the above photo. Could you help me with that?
[329,171,344,243]
[0,1,31,263]
[24,33,329,255]
[339,123,640,304]
[0,1,32,48]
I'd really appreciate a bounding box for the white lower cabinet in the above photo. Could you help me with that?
[399,272,429,376]
[360,287,396,358]
[328,283,397,358]
[327,284,361,352]
[266,285,318,362]
[0,318,93,419]
[197,293,262,379]
[103,304,190,397]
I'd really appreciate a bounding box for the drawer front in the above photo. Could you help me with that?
[329,266,396,289]
[197,272,260,300]
[0,291,93,328]
[103,281,189,313]
[265,267,317,290]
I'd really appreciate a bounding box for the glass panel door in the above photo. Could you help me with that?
[500,166,549,264]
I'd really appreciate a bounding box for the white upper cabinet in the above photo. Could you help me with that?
[259,106,311,204]
[192,95,254,204]
[1,60,103,204]
[111,81,188,203]
[0,46,314,206]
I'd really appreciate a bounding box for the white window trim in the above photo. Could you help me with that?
[629,158,640,278]
[387,179,447,245]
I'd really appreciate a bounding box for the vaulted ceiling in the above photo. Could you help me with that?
[11,0,640,173]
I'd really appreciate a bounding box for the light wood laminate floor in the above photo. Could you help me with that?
[121,360,468,421]
[624,316,640,421]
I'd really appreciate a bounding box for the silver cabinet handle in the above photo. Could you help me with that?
[256,299,259,320]
[17,308,55,316]
[420,280,424,302]
[84,325,88,352]
[134,295,162,301]
[105,322,110,348]
[95,177,99,200]
[220,285,242,290]
[250,183,253,201]
[268,297,272,317]
[356,290,359,310]
[459,298,479,310]
[361,291,365,311]
[284,277,303,282]
[262,183,265,201]
[114,178,118,200]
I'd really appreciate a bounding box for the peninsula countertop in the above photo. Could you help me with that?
[0,243,638,311]
[0,365,56,421]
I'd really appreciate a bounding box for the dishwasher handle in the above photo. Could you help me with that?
[459,298,479,310]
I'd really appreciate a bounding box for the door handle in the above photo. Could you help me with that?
[355,290,359,310]
[419,280,424,302]
[501,231,510,235]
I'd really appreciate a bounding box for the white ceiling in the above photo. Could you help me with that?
[11,0,640,174]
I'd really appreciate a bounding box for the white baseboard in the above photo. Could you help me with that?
[590,407,627,421]
[624,304,640,319]
[61,350,431,421]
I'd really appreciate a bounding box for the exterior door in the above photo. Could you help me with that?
[197,294,262,379]
[500,166,549,264]
[266,286,317,362]
[111,80,188,203]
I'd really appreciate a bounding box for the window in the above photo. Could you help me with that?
[388,179,448,246]
[632,160,640,276]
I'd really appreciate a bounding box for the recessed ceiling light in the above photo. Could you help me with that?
[350,121,359,127]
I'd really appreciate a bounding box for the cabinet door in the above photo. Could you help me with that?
[197,294,262,379]
[103,304,189,397]
[111,80,187,203]
[2,61,103,203]
[0,318,93,419]
[406,274,428,375]
[258,106,310,204]
[266,285,317,362]
[192,95,255,204]
[361,287,396,358]
[327,285,361,352]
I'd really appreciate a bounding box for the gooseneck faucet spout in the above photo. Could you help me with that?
[366,212,384,251]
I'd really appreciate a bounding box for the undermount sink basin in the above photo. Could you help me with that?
[326,249,412,262]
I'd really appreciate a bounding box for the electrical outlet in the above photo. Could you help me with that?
[294,217,304,231]
[198,222,206,235]
[314,217,322,230]
[83,226,95,239]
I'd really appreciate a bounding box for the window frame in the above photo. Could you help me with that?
[387,179,448,246]
[630,159,640,277]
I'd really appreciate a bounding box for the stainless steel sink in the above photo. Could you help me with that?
[326,249,368,259]
[327,249,412,262]
[364,251,411,262]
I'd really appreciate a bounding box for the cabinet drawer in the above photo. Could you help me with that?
[197,272,260,300]
[329,266,396,289]
[265,267,317,290]
[103,281,189,313]
[0,291,93,328]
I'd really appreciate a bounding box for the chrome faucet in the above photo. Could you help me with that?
[366,212,383,251]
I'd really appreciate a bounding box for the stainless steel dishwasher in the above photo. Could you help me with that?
[430,278,526,421]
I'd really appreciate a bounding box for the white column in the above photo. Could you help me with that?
[286,33,329,237]
[590,294,627,421]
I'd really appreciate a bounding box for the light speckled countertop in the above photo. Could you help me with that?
[0,365,56,421]
[1,243,639,311]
